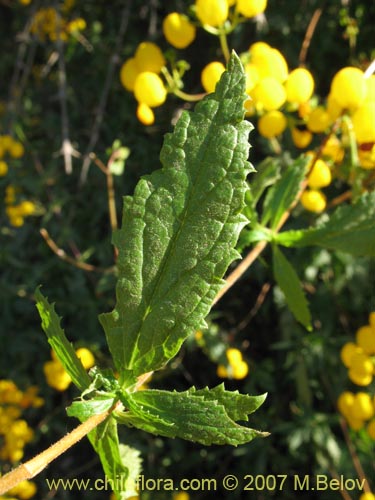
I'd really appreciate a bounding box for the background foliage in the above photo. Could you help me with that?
[0,1,374,499]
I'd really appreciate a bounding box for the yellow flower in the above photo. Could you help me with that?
[330,67,367,110]
[352,103,375,144]
[237,0,268,18]
[174,492,190,500]
[337,391,354,418]
[300,189,326,213]
[195,0,228,27]
[359,493,375,500]
[258,110,287,138]
[0,160,8,176]
[249,45,288,83]
[75,347,95,370]
[340,342,362,368]
[163,13,196,49]
[201,61,225,93]
[134,42,166,74]
[43,360,72,391]
[8,140,25,159]
[291,127,313,149]
[134,72,167,107]
[306,107,332,133]
[351,392,374,421]
[231,360,249,379]
[285,68,315,104]
[251,77,286,111]
[216,364,228,378]
[306,158,332,189]
[120,58,140,92]
[136,103,155,126]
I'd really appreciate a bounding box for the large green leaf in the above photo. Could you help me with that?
[35,287,91,392]
[115,386,268,446]
[272,245,312,329]
[99,53,253,377]
[261,156,307,229]
[274,191,375,256]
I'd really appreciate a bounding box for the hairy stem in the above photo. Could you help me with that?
[0,408,113,495]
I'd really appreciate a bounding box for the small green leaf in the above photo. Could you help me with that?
[262,156,307,229]
[272,245,312,329]
[118,444,142,499]
[275,191,375,257]
[67,396,116,420]
[115,386,268,446]
[35,287,91,392]
[87,417,129,500]
[248,157,281,208]
[99,52,253,377]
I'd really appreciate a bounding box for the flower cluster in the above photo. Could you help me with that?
[119,0,374,222]
[4,186,37,228]
[195,0,267,27]
[0,136,38,226]
[338,391,375,436]
[0,135,25,178]
[340,313,375,386]
[119,2,269,125]
[337,313,375,436]
[120,42,167,126]
[0,379,43,467]
[300,153,333,213]
[30,7,86,42]
[43,347,95,391]
[217,347,249,380]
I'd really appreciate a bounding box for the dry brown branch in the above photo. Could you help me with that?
[299,7,324,66]
[40,228,115,274]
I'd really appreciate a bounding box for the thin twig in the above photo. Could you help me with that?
[299,7,324,66]
[55,6,77,174]
[232,282,271,334]
[80,2,133,184]
[328,190,352,208]
[40,228,115,274]
[6,4,39,133]
[213,240,268,305]
[328,467,353,500]
[339,417,372,493]
[90,152,119,233]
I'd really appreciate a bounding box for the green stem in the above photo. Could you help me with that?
[342,114,359,167]
[219,31,230,63]
[173,88,205,102]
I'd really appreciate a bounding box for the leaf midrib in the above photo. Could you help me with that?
[127,92,240,368]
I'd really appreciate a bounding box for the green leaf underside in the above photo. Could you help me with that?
[87,417,130,500]
[115,385,268,446]
[67,396,115,420]
[275,191,375,257]
[262,156,307,229]
[272,246,312,329]
[99,53,253,376]
[35,287,91,392]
